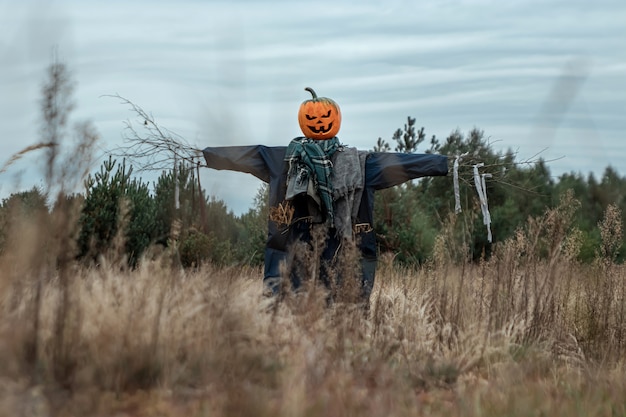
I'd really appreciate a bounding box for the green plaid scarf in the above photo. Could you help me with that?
[285,136,341,225]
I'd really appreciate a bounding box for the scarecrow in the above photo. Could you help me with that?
[202,88,448,303]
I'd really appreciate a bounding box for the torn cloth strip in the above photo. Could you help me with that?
[481,173,493,242]
[453,152,468,214]
[332,147,366,240]
[174,154,180,210]
[473,163,493,243]
[284,137,341,225]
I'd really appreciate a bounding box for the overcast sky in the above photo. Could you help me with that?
[1,0,624,214]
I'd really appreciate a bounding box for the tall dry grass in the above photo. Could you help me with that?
[4,58,624,415]
[1,189,626,416]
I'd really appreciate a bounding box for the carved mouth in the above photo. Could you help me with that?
[307,122,333,134]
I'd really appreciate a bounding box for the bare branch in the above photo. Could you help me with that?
[103,94,204,172]
[450,145,565,197]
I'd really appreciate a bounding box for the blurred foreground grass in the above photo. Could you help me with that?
[1,203,625,417]
[3,57,624,416]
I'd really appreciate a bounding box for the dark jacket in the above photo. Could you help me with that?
[202,140,448,299]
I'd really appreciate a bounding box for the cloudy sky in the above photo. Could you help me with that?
[1,0,624,214]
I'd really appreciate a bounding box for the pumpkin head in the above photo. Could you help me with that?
[298,87,341,140]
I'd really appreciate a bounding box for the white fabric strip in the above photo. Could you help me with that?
[453,152,468,213]
[174,155,180,210]
[481,173,493,242]
[473,163,492,242]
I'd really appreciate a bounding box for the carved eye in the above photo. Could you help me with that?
[321,110,332,118]
[305,114,317,120]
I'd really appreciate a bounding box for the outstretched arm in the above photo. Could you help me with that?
[365,152,448,190]
[202,145,286,183]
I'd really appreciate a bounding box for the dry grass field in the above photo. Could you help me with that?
[1,192,625,417]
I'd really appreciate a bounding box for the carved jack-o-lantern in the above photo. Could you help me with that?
[297,87,341,140]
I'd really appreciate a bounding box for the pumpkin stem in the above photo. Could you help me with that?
[304,87,318,99]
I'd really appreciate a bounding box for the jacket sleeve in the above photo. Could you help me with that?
[365,152,448,190]
[202,145,285,183]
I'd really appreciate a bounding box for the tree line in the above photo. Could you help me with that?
[2,119,623,268]
[371,116,625,264]
[1,61,623,268]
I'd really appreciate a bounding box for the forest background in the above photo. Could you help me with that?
[1,57,625,417]
[2,61,622,269]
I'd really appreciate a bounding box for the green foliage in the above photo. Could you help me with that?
[388,191,439,265]
[179,229,213,268]
[205,197,239,245]
[75,155,255,268]
[179,228,234,268]
[234,183,269,266]
[77,157,126,262]
[152,163,242,264]
[372,118,626,265]
[77,157,157,267]
[124,177,158,267]
[153,162,202,242]
[551,167,626,263]
[0,187,49,253]
[373,118,438,263]
[374,124,507,263]
[4,113,625,271]
[1,187,49,216]
[375,116,432,154]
